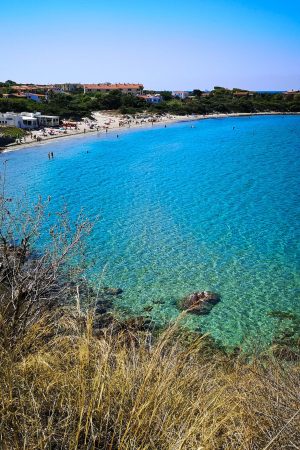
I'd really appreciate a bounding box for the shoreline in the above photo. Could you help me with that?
[2,113,195,153]
[2,111,300,154]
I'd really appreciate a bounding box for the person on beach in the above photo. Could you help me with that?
[48,152,51,160]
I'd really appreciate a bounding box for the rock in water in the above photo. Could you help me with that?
[103,287,123,296]
[180,291,220,315]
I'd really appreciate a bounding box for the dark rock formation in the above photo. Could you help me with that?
[180,291,220,315]
[93,287,123,329]
[102,287,123,296]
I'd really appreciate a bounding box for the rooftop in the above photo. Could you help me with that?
[84,83,143,90]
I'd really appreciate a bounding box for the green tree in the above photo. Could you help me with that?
[160,91,173,101]
[192,89,203,97]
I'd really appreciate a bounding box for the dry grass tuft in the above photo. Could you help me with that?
[0,307,299,450]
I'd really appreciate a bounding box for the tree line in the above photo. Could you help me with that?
[0,86,299,120]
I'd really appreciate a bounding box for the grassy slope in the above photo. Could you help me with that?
[0,306,299,450]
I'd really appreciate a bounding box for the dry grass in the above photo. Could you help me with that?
[0,307,299,450]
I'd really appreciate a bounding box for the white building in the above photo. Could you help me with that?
[0,112,59,129]
[172,91,190,100]
[55,83,82,92]
[34,112,59,127]
[0,113,38,130]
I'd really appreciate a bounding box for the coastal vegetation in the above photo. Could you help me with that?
[1,84,300,120]
[0,126,26,146]
[0,192,299,449]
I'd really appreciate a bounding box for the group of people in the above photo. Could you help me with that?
[47,152,54,159]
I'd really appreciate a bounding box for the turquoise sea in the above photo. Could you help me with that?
[2,115,300,348]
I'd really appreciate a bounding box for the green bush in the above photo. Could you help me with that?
[0,126,26,146]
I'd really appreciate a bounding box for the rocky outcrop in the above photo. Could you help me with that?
[180,291,220,315]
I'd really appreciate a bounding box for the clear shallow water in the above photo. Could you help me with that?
[2,115,300,348]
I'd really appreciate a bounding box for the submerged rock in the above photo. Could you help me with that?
[143,305,153,312]
[102,287,123,296]
[93,287,123,323]
[180,291,220,315]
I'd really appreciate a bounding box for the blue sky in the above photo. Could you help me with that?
[1,0,300,90]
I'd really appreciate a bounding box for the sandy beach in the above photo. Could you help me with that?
[2,112,201,153]
[2,111,299,153]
